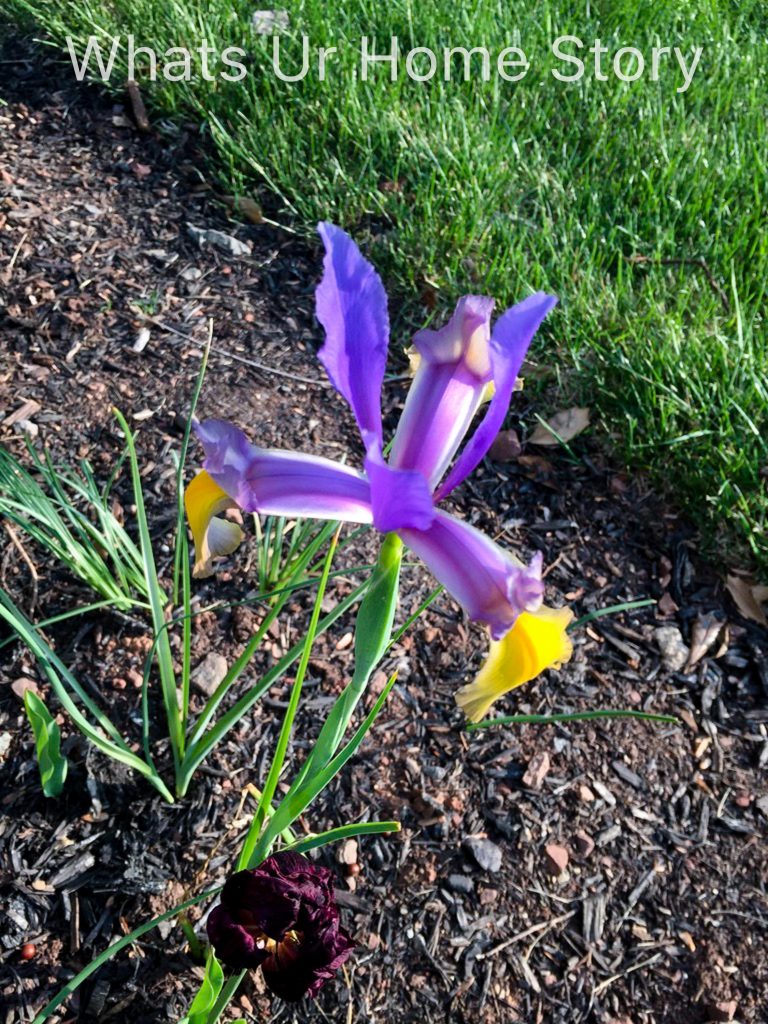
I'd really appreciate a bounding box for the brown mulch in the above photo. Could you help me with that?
[1,38,767,1024]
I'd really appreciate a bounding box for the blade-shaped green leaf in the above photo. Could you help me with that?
[23,689,68,797]
[179,947,224,1024]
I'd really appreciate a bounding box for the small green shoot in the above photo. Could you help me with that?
[23,689,68,797]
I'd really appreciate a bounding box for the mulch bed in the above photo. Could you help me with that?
[1,38,766,1024]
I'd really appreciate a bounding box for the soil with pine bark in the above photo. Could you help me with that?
[1,36,767,1024]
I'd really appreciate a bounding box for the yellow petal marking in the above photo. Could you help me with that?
[456,605,574,722]
[184,470,244,578]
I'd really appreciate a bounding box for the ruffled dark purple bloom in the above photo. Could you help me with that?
[206,852,354,1001]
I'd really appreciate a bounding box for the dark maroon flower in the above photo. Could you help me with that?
[207,851,355,1001]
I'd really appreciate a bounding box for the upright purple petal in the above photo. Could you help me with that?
[315,222,389,448]
[364,447,435,533]
[195,419,374,523]
[389,295,494,490]
[398,510,544,639]
[434,292,557,501]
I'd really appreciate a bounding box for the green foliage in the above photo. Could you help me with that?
[6,0,767,568]
[0,445,149,609]
[23,689,68,797]
[179,948,224,1024]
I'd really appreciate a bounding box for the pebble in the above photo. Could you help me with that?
[707,999,738,1022]
[573,830,595,858]
[653,625,689,672]
[522,751,551,791]
[448,873,474,894]
[191,653,228,697]
[463,837,503,873]
[543,843,569,875]
[11,677,38,700]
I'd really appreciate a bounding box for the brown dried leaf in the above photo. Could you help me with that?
[684,613,729,671]
[529,407,590,446]
[725,574,768,626]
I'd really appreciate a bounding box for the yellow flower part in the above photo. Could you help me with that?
[456,604,574,722]
[184,470,244,579]
[405,344,498,404]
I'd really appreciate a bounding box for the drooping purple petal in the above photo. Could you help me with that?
[434,292,557,501]
[315,222,389,449]
[398,510,544,639]
[389,295,494,490]
[364,446,435,533]
[195,419,374,523]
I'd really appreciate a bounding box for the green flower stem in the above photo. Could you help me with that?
[466,709,679,732]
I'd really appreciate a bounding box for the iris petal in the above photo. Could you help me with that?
[398,509,544,639]
[195,419,375,524]
[364,445,435,533]
[389,296,494,490]
[455,605,574,721]
[315,222,390,449]
[435,291,557,501]
[184,469,244,578]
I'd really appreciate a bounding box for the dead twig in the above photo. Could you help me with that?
[476,909,577,960]
[3,521,39,610]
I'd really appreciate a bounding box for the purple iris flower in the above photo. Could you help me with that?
[207,852,354,1001]
[189,223,557,639]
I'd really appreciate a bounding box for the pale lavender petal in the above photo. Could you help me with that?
[435,292,557,501]
[398,510,544,639]
[195,419,373,523]
[389,296,494,490]
[364,447,435,533]
[315,222,389,448]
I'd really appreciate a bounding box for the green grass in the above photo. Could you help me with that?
[4,0,768,570]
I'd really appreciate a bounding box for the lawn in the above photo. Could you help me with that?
[4,0,767,570]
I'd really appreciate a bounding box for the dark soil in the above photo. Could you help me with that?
[1,38,767,1024]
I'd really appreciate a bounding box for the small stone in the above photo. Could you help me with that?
[523,751,551,791]
[126,669,144,689]
[734,790,751,808]
[479,887,498,905]
[706,999,738,1022]
[578,784,595,803]
[11,677,38,700]
[654,626,689,672]
[191,653,228,697]
[448,873,474,894]
[463,837,503,873]
[543,843,569,875]
[489,429,522,462]
[573,831,595,858]
[0,733,12,759]
[337,839,358,866]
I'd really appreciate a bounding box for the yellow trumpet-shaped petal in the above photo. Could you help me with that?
[184,470,244,579]
[456,604,574,722]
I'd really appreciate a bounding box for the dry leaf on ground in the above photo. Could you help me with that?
[529,407,590,446]
[725,574,768,626]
